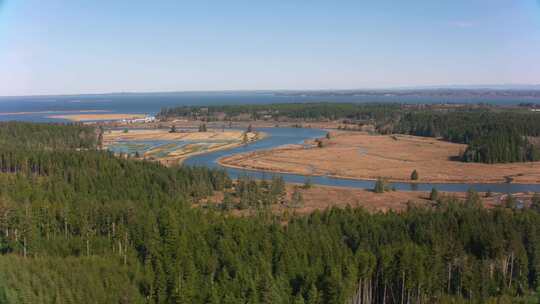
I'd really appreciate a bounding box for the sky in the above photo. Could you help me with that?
[0,0,539,96]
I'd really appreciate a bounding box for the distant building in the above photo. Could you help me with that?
[121,115,156,124]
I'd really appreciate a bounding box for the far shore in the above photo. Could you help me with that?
[0,110,109,116]
[48,113,146,121]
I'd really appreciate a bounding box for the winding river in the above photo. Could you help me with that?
[185,127,540,193]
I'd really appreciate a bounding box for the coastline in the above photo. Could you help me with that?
[217,148,540,185]
[48,113,147,121]
[167,131,267,166]
[106,129,267,166]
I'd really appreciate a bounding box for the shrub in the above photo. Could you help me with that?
[410,170,419,181]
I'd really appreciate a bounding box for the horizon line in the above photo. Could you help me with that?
[2,83,540,99]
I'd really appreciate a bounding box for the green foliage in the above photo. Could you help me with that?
[430,187,439,201]
[374,177,388,193]
[0,255,144,303]
[159,102,401,122]
[0,121,96,150]
[532,193,540,212]
[410,169,419,180]
[505,193,518,209]
[465,188,482,208]
[395,110,540,163]
[1,122,540,303]
[290,187,304,208]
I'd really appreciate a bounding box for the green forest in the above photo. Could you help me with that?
[1,122,540,303]
[394,110,540,163]
[159,103,540,164]
[158,103,400,122]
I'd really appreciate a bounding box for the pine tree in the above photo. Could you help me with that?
[410,169,419,181]
[505,193,517,209]
[290,187,304,208]
[465,188,481,208]
[374,177,387,193]
[430,188,439,201]
[531,193,540,212]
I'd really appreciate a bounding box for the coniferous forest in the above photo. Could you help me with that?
[2,122,540,303]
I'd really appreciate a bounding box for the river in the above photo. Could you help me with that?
[185,127,540,193]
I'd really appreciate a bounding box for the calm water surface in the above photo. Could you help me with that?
[186,127,540,194]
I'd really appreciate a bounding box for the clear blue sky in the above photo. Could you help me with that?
[1,0,539,96]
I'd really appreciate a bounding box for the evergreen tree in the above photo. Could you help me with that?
[531,193,540,212]
[430,188,439,201]
[374,177,387,193]
[410,169,419,181]
[290,187,304,208]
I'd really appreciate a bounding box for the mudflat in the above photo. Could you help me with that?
[220,131,540,184]
[104,128,261,165]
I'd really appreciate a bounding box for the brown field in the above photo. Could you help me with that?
[220,131,540,184]
[203,184,529,215]
[48,113,146,121]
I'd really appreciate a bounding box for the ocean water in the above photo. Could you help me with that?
[1,92,538,122]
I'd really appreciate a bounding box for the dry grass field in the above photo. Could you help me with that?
[203,183,529,215]
[220,131,540,184]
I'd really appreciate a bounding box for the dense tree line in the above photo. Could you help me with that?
[2,122,540,303]
[158,103,401,122]
[0,121,96,150]
[395,110,540,163]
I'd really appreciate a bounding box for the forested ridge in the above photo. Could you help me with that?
[160,103,540,164]
[1,122,540,303]
[158,103,401,122]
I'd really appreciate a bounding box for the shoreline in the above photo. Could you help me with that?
[106,129,267,166]
[0,110,110,116]
[217,157,539,185]
[49,113,146,122]
[168,131,268,165]
[217,150,540,186]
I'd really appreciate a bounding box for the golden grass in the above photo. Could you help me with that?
[220,131,540,184]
